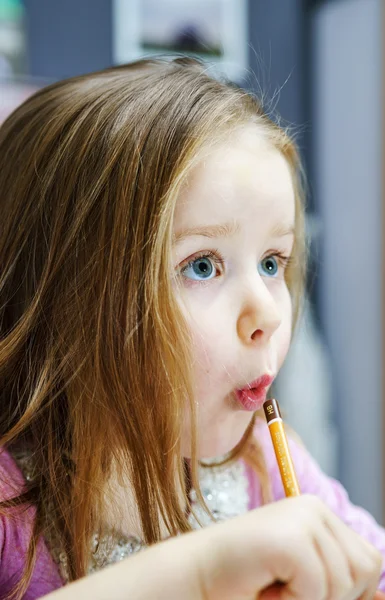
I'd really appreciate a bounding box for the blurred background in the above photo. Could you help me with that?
[0,0,383,522]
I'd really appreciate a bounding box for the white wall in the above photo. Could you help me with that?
[313,0,383,520]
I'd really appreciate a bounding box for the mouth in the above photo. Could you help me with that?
[235,374,274,411]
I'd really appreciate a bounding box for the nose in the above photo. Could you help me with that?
[236,278,282,344]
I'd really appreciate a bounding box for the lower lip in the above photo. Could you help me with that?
[235,388,268,411]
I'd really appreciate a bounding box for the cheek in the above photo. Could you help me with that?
[275,287,293,368]
[180,291,228,370]
[188,319,228,376]
[183,307,233,396]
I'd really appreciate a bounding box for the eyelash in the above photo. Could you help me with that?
[272,251,293,270]
[179,249,293,281]
[180,250,225,277]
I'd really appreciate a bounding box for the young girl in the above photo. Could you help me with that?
[0,56,384,599]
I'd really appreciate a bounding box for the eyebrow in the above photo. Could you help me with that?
[174,221,295,243]
[174,221,240,242]
[270,224,295,238]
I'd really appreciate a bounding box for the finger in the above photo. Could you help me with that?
[317,507,383,599]
[296,498,379,599]
[311,525,355,599]
[273,541,328,600]
[359,584,382,600]
[359,586,385,600]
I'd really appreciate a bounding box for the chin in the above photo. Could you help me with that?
[197,439,240,460]
[182,413,253,460]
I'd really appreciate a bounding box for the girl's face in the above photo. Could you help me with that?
[173,126,295,458]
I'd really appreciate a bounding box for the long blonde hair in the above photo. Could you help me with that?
[0,57,306,595]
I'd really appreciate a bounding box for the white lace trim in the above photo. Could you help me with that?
[12,452,250,582]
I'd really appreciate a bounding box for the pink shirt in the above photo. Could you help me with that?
[0,420,384,598]
[0,450,63,599]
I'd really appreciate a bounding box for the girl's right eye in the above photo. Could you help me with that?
[180,251,224,282]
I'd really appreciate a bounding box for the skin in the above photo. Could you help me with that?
[173,125,295,457]
[43,496,384,600]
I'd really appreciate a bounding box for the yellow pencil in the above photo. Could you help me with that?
[263,398,300,497]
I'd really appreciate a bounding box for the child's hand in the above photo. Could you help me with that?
[42,494,383,600]
[260,586,385,600]
[197,494,383,600]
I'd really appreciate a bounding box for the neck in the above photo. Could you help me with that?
[104,462,188,541]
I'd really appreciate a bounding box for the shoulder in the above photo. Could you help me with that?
[249,420,385,578]
[0,447,36,584]
[247,418,344,506]
[0,446,28,500]
[251,417,361,500]
[0,447,63,596]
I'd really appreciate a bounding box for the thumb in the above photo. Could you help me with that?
[374,592,385,600]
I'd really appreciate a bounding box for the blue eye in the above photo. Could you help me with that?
[258,256,278,277]
[182,256,215,281]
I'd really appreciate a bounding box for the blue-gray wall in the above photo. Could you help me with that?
[24,0,112,79]
[313,0,383,521]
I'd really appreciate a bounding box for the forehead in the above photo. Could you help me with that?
[173,126,295,232]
